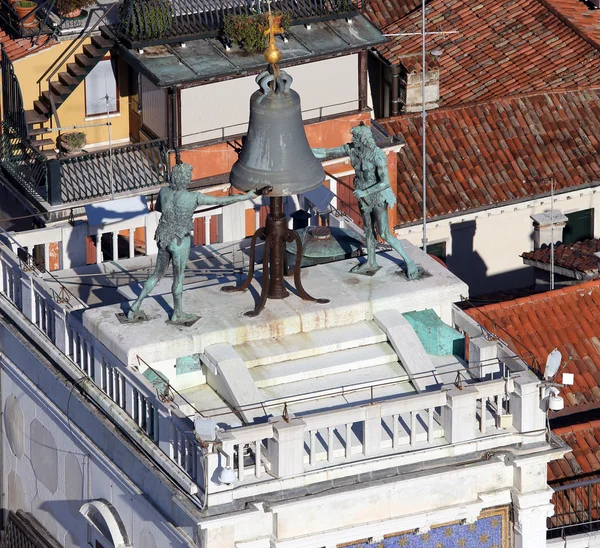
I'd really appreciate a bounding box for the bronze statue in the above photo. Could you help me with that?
[312,124,419,279]
[128,163,269,324]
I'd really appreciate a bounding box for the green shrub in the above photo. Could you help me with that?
[16,1,37,7]
[62,131,86,149]
[223,12,291,53]
[55,0,94,15]
[120,0,174,41]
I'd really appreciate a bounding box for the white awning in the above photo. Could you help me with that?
[85,196,148,227]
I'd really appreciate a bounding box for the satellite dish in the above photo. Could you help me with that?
[544,348,562,380]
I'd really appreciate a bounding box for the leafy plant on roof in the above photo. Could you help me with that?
[333,0,354,12]
[55,0,94,17]
[59,131,86,152]
[119,0,174,42]
[222,12,291,53]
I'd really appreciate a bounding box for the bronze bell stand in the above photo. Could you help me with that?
[222,196,329,317]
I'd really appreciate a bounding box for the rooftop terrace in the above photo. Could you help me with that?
[0,231,550,508]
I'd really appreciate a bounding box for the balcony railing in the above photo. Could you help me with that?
[114,0,360,47]
[548,477,600,539]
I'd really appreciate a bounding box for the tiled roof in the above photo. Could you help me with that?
[522,239,600,275]
[376,0,600,107]
[0,30,54,61]
[467,280,600,412]
[362,0,422,29]
[540,0,600,49]
[380,88,600,225]
[550,421,600,481]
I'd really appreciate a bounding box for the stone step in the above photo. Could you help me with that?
[251,342,398,389]
[235,321,387,369]
[260,362,413,414]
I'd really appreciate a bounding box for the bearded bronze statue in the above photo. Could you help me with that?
[312,124,419,279]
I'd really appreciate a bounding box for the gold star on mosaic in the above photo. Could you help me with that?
[444,527,453,537]
[468,523,477,532]
[398,538,409,547]
[421,532,430,541]
[491,518,500,527]
[480,533,489,542]
[435,543,443,548]
[491,544,499,548]
[458,539,467,547]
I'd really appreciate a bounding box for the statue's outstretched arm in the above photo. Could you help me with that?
[312,144,349,160]
[195,186,272,207]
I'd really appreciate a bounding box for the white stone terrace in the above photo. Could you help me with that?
[0,235,549,508]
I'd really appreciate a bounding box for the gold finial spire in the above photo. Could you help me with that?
[263,0,284,66]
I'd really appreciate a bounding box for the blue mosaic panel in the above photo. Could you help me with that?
[342,513,505,548]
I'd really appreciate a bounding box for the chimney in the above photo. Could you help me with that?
[398,55,440,113]
[530,211,568,250]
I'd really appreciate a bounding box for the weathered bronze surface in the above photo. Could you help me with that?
[312,124,420,279]
[285,226,364,271]
[127,163,264,324]
[222,196,329,317]
[229,69,325,197]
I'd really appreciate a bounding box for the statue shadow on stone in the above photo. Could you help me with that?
[312,123,421,280]
[122,163,270,326]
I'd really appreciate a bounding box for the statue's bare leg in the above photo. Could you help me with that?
[352,208,380,274]
[169,235,198,324]
[375,207,419,280]
[128,248,171,319]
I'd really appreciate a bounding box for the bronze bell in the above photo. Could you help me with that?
[230,69,325,196]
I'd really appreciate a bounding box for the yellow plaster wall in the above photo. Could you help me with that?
[13,38,130,147]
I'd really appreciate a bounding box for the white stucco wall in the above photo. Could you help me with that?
[0,335,197,547]
[180,54,359,144]
[394,186,600,296]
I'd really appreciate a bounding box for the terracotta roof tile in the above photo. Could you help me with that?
[539,0,600,49]
[381,88,600,225]
[0,30,55,61]
[549,422,600,482]
[376,0,600,107]
[467,279,600,412]
[522,239,600,274]
[362,0,423,29]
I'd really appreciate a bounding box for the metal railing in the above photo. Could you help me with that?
[114,0,359,46]
[548,477,600,539]
[58,138,169,203]
[1,123,49,201]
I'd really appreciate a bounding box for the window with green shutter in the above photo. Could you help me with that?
[563,209,594,244]
[421,241,447,262]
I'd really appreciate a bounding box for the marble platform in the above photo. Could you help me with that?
[83,240,468,368]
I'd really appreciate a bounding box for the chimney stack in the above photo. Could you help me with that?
[530,211,568,250]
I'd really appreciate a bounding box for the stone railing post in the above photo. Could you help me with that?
[363,405,383,456]
[53,307,69,353]
[19,271,35,321]
[469,335,498,379]
[268,416,306,477]
[442,387,478,443]
[512,375,545,436]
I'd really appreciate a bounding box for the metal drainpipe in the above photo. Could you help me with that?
[390,64,401,117]
[169,87,181,164]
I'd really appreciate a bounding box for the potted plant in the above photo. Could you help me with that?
[55,0,94,19]
[14,0,39,28]
[58,131,87,154]
[222,12,291,53]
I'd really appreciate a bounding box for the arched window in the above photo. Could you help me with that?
[79,499,132,548]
